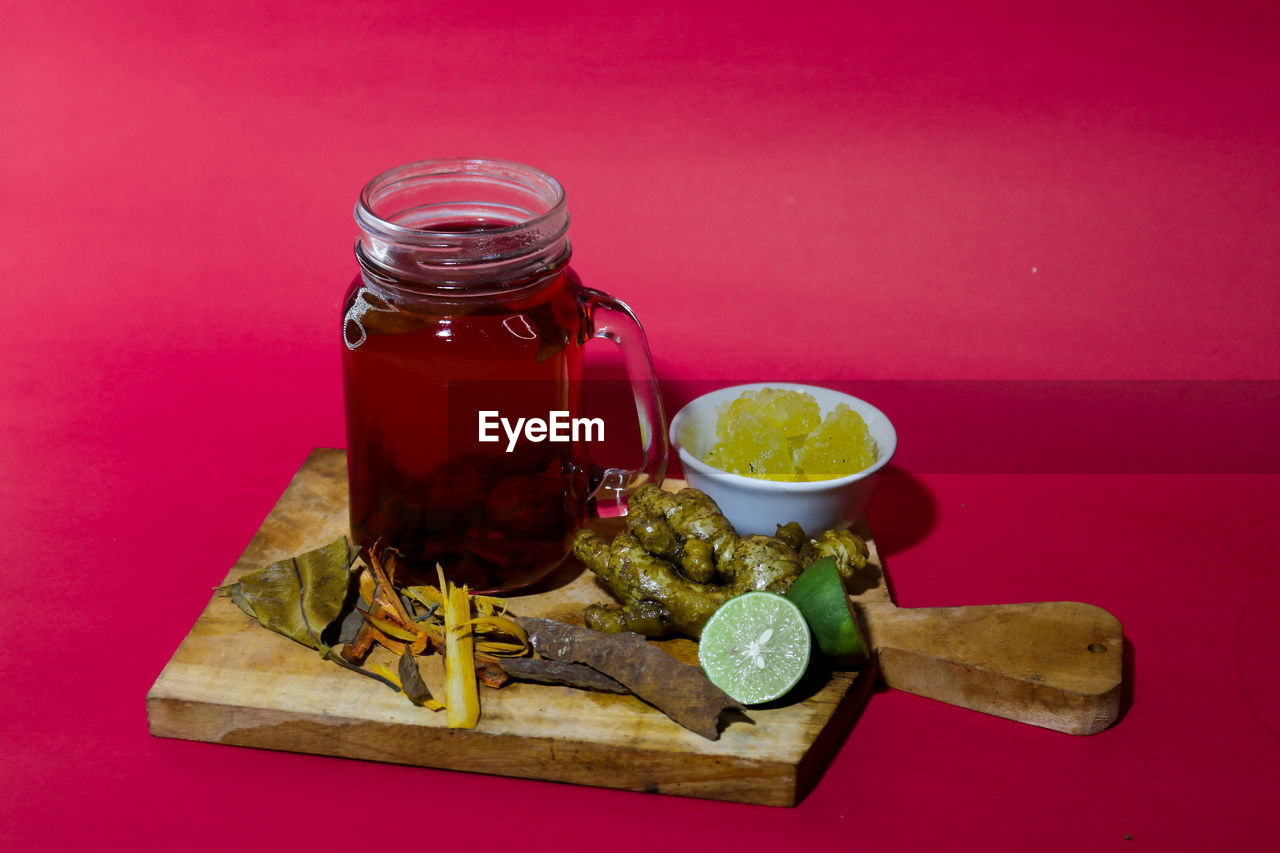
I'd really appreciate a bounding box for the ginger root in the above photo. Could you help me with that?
[572,484,870,639]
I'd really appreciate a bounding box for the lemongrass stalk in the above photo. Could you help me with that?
[443,577,480,728]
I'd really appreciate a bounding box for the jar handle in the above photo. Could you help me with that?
[577,287,668,513]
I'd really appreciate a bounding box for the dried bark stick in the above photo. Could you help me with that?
[497,658,629,694]
[514,617,746,740]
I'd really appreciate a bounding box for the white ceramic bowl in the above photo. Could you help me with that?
[669,383,897,536]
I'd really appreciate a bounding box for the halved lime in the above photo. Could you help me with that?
[698,591,812,705]
[786,557,868,667]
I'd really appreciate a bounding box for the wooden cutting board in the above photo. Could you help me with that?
[147,448,1123,806]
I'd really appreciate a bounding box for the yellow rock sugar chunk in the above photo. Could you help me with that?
[704,411,797,480]
[794,404,878,480]
[718,388,820,440]
[701,388,878,482]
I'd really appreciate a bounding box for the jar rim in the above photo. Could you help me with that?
[355,157,567,242]
[354,158,571,289]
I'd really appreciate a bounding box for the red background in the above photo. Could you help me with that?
[2,0,1278,849]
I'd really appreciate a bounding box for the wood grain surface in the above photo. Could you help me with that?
[146,448,874,806]
[863,600,1122,735]
[147,448,1123,806]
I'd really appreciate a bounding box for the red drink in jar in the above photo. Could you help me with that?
[343,160,665,592]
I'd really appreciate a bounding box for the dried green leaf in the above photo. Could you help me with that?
[222,536,354,654]
[225,583,256,619]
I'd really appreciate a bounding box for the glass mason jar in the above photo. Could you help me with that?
[342,159,666,593]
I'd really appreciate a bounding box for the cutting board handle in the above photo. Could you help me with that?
[858,601,1124,735]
